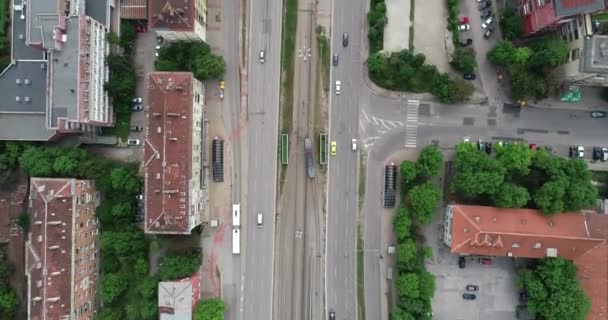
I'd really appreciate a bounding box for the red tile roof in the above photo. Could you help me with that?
[449,205,608,320]
[560,0,600,8]
[523,2,560,35]
[148,0,195,31]
[121,0,148,20]
[26,178,99,320]
[144,72,193,234]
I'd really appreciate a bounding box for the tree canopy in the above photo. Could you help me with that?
[194,298,226,320]
[499,8,523,40]
[518,258,590,320]
[155,41,226,81]
[416,145,443,177]
[158,254,202,281]
[451,49,477,74]
[393,206,412,242]
[408,182,442,225]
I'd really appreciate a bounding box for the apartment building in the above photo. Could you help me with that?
[25,178,100,320]
[144,72,208,235]
[0,0,114,141]
[148,0,208,42]
[519,0,605,36]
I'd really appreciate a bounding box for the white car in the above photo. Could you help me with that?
[257,212,263,228]
[127,139,141,146]
[352,139,357,151]
[482,17,493,29]
[459,24,471,31]
[335,80,341,95]
[259,50,265,63]
[463,136,470,143]
[577,146,585,158]
[132,97,142,104]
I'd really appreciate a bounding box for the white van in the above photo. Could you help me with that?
[257,212,263,228]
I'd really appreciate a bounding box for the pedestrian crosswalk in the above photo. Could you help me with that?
[404,100,419,148]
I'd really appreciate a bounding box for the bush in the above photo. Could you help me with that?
[194,298,226,320]
[368,0,387,53]
[450,49,477,74]
[158,254,201,281]
[155,41,226,81]
[500,8,523,40]
[447,0,461,43]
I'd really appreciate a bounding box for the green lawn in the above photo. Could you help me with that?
[356,229,366,320]
[103,112,131,141]
[280,0,298,135]
[593,12,608,22]
[316,26,330,91]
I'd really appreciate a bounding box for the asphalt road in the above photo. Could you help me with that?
[241,0,282,318]
[325,0,366,319]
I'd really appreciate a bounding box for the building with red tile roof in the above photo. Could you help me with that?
[144,72,206,235]
[25,178,100,320]
[519,0,605,36]
[444,204,608,320]
[148,0,208,41]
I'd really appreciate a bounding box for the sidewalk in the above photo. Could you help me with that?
[529,86,608,112]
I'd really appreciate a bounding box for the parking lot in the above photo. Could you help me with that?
[412,0,450,73]
[422,220,520,320]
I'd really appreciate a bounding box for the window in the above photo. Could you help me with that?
[512,242,520,248]
[534,242,542,249]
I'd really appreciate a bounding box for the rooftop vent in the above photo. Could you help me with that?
[24,79,31,85]
[16,79,21,84]
[474,216,480,222]
[521,219,526,225]
[548,220,554,227]
[18,33,23,40]
[24,97,30,103]
[15,96,21,102]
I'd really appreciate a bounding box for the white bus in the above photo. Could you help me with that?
[232,204,241,227]
[232,229,240,255]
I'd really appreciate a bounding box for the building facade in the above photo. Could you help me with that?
[148,0,208,42]
[0,0,114,141]
[144,72,208,235]
[25,178,100,320]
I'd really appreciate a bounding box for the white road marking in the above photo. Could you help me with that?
[362,110,371,123]
[378,119,391,130]
[404,100,420,148]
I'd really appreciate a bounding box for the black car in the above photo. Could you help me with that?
[463,293,477,300]
[342,33,349,47]
[458,256,466,269]
[483,28,493,39]
[480,9,492,20]
[478,1,491,10]
[485,142,492,155]
[130,125,143,132]
[332,54,339,66]
[593,146,602,161]
[544,145,553,154]
[329,310,336,320]
[466,284,479,291]
[464,73,476,80]
[459,38,473,47]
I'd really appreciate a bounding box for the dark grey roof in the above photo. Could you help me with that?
[0,61,47,113]
[554,0,605,17]
[12,1,45,60]
[48,17,80,128]
[85,0,109,26]
[581,35,608,74]
[0,113,54,141]
[27,0,59,50]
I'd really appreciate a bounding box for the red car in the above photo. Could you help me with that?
[460,16,470,24]
[529,144,537,150]
[478,258,492,265]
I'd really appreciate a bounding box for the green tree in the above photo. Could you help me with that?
[0,290,17,319]
[110,167,139,193]
[367,51,390,77]
[20,147,53,177]
[111,202,133,219]
[533,180,567,214]
[101,273,127,304]
[417,270,436,299]
[487,41,516,66]
[445,78,474,103]
[395,239,420,272]
[416,145,443,177]
[52,155,78,175]
[529,38,569,68]
[392,308,416,320]
[452,143,506,198]
[450,49,477,74]
[396,273,420,299]
[400,160,417,193]
[101,229,148,257]
[393,206,412,242]
[134,257,149,277]
[96,308,125,320]
[408,182,442,225]
[492,183,530,208]
[499,8,524,40]
[194,298,226,320]
[564,180,597,212]
[495,142,533,176]
[158,254,201,281]
[15,212,29,232]
[194,54,226,80]
[518,258,590,320]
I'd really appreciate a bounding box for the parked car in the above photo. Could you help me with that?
[593,146,602,161]
[136,194,144,201]
[570,145,584,158]
[458,256,466,269]
[603,148,608,162]
[483,28,493,39]
[485,142,492,155]
[330,141,337,156]
[478,257,492,265]
[466,285,479,291]
[351,139,357,151]
[329,310,336,320]
[259,50,265,63]
[342,32,349,47]
[459,38,473,47]
[130,125,143,132]
[463,293,477,300]
[460,16,470,24]
[519,291,529,303]
[132,97,142,104]
[459,24,471,31]
[131,104,144,111]
[156,35,163,44]
[333,54,339,66]
[127,139,141,146]
[480,9,492,20]
[335,80,341,95]
[591,111,607,118]
[477,139,485,152]
[482,17,494,29]
[544,145,553,154]
[529,143,537,150]
[462,136,470,143]
[478,1,491,10]
[463,73,476,80]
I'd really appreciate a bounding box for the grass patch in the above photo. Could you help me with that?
[356,227,366,320]
[593,12,608,22]
[316,26,330,91]
[280,0,298,135]
[409,26,414,51]
[358,154,367,209]
[103,112,131,140]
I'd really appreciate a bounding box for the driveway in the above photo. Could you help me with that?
[422,211,520,320]
[413,0,450,73]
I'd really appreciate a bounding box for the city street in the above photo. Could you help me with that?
[240,0,283,319]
